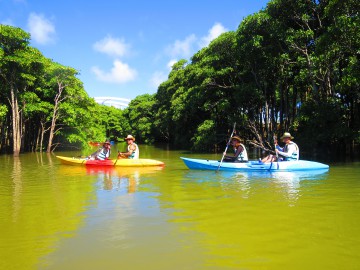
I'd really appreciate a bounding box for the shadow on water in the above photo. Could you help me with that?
[179,169,330,205]
[57,165,166,193]
[181,169,329,183]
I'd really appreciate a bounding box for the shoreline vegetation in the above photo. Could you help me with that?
[1,0,359,159]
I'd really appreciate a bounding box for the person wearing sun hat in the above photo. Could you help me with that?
[261,132,299,163]
[275,132,299,161]
[223,135,248,162]
[118,135,139,159]
[88,140,111,160]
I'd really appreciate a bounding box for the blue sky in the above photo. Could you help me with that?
[0,0,269,101]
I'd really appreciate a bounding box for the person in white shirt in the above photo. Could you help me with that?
[118,135,139,159]
[223,136,248,162]
[262,132,299,162]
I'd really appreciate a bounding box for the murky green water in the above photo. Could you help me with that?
[0,144,359,269]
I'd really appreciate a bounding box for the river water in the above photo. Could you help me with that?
[0,144,359,269]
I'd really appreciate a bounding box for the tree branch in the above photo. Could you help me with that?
[247,140,276,155]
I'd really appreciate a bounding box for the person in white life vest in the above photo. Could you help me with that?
[118,135,139,159]
[223,136,248,162]
[262,132,299,162]
[88,140,111,160]
[275,132,299,161]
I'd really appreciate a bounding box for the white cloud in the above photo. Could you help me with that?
[91,60,137,83]
[150,71,167,88]
[93,36,129,57]
[199,22,228,48]
[166,34,196,58]
[157,23,227,88]
[165,23,228,59]
[167,59,178,70]
[27,13,55,45]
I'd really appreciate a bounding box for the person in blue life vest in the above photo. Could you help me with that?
[118,135,139,159]
[262,132,299,162]
[88,140,111,160]
[223,136,248,162]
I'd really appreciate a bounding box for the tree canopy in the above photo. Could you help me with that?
[1,0,359,159]
[0,25,128,154]
[151,0,359,157]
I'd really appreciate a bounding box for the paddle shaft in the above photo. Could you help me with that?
[273,134,279,159]
[270,134,279,171]
[217,122,236,171]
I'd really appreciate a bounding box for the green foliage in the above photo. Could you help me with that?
[294,99,353,151]
[191,120,217,152]
[99,105,129,142]
[124,94,155,143]
[57,95,107,147]
[0,105,8,121]
[21,92,52,118]
[148,0,359,155]
[0,25,30,53]
[1,0,360,157]
[0,24,123,153]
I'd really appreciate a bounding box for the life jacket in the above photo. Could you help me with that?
[128,143,139,159]
[283,141,299,161]
[235,143,248,161]
[97,148,110,160]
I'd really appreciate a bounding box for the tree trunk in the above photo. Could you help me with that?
[47,81,64,153]
[46,108,57,153]
[10,86,21,156]
[35,125,40,151]
[264,100,269,138]
[39,123,46,152]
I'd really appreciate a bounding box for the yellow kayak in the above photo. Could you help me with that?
[56,156,165,167]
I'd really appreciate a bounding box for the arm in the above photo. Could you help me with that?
[275,143,283,152]
[276,144,296,158]
[119,144,136,157]
[275,139,285,153]
[233,145,244,158]
[224,146,243,160]
[105,149,110,159]
[89,148,101,159]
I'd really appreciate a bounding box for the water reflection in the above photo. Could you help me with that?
[162,168,333,268]
[182,169,329,204]
[86,166,164,192]
[12,157,22,222]
[268,170,328,202]
[0,154,101,270]
[3,150,358,270]
[183,169,328,183]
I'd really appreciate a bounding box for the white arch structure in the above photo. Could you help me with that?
[94,96,131,109]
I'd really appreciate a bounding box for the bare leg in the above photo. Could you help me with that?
[262,154,276,163]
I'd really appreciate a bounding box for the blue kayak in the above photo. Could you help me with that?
[180,157,329,171]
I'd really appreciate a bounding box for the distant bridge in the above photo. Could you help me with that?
[94,97,131,109]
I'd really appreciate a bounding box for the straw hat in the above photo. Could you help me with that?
[231,136,243,142]
[124,135,135,141]
[280,132,294,140]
